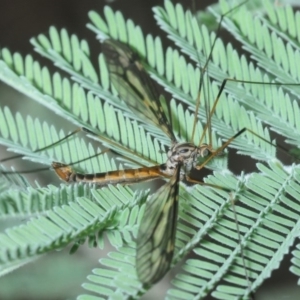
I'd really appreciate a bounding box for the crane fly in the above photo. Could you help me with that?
[1,1,299,298]
[52,38,235,285]
[0,1,273,294]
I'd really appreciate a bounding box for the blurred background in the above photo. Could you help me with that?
[0,0,299,299]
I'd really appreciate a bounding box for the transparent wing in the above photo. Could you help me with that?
[136,165,181,285]
[102,39,176,143]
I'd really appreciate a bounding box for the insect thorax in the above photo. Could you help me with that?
[163,142,212,176]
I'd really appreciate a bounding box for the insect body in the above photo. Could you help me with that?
[53,143,212,184]
[53,39,218,285]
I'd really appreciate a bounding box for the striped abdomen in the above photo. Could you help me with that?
[52,162,169,186]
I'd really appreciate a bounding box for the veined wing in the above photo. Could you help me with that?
[136,164,181,285]
[102,39,176,143]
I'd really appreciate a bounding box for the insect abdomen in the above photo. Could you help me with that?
[52,162,169,186]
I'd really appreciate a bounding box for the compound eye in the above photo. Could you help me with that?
[202,149,209,157]
[179,148,189,154]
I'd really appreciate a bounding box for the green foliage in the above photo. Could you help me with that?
[0,0,300,299]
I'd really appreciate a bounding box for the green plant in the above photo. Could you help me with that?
[0,0,300,299]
